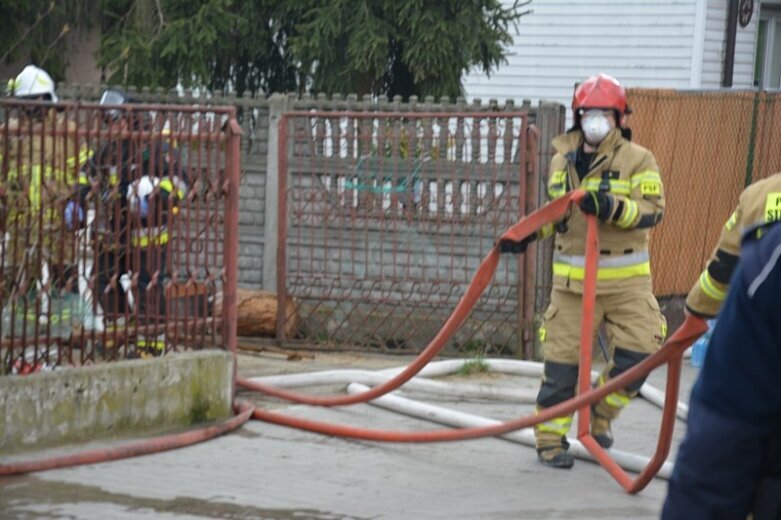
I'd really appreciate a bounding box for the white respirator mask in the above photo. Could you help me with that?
[581,109,613,146]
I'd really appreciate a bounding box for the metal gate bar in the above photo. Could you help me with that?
[277,110,539,357]
[0,100,240,374]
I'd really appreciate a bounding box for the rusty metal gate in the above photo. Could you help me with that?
[0,99,240,374]
[277,111,539,357]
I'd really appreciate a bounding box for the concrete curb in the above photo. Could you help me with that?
[1,350,233,453]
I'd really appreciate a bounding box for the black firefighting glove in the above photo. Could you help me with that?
[497,232,538,254]
[579,191,613,221]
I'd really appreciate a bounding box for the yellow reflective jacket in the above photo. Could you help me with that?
[686,172,781,317]
[0,111,91,265]
[544,129,665,294]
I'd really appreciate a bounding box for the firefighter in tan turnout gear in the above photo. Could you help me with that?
[686,172,781,318]
[499,73,667,469]
[1,65,91,299]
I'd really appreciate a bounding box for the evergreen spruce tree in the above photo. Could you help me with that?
[3,0,531,98]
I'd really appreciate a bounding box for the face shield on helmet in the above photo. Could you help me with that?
[99,89,130,123]
[99,89,149,131]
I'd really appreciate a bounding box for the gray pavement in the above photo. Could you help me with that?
[0,352,699,520]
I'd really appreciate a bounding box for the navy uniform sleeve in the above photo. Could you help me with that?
[662,222,781,520]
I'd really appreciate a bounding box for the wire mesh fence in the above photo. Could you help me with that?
[11,87,771,362]
[627,89,781,297]
[277,110,540,358]
[0,100,240,374]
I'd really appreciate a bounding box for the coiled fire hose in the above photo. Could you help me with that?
[1,190,707,493]
[237,190,707,493]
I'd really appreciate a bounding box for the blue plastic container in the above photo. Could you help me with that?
[690,319,717,368]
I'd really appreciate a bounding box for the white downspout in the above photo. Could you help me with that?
[690,0,708,87]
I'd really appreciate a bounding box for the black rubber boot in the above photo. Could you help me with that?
[536,437,574,469]
[537,447,575,469]
[591,408,614,449]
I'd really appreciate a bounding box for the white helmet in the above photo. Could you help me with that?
[6,65,58,102]
[126,175,159,212]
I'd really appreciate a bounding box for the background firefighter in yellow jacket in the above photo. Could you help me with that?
[1,65,91,301]
[686,172,781,318]
[499,73,667,469]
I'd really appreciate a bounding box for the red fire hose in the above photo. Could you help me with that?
[0,400,255,476]
[248,317,703,434]
[240,190,708,493]
[237,193,583,406]
[1,191,706,494]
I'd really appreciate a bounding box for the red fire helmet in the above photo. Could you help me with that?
[572,73,628,115]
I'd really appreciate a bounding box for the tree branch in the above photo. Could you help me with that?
[154,0,167,30]
[0,1,56,63]
[38,23,72,68]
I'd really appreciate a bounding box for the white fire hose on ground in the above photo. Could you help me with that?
[247,358,688,479]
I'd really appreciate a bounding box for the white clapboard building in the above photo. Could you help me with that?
[463,0,781,115]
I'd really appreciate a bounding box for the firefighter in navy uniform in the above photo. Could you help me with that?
[70,89,186,356]
[499,73,667,468]
[686,172,781,318]
[663,220,781,520]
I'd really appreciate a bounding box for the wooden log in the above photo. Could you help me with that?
[214,288,299,338]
